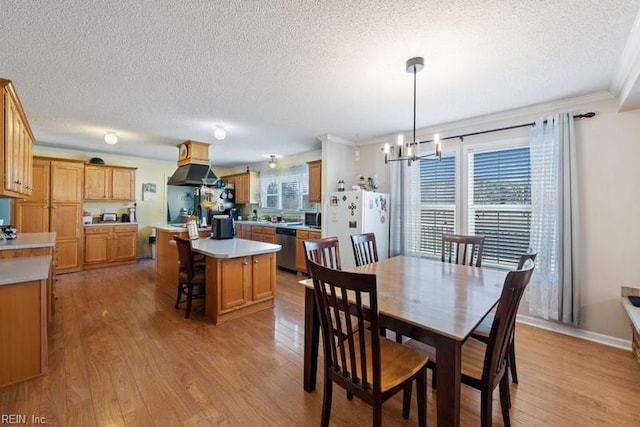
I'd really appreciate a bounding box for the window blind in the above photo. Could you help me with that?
[259,164,311,211]
[468,147,531,266]
[417,156,456,256]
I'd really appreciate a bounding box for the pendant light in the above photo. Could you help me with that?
[384,57,441,165]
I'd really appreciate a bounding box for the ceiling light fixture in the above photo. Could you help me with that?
[268,155,277,169]
[104,132,118,145]
[214,125,226,140]
[384,57,441,166]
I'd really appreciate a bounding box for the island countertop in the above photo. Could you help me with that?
[0,255,52,286]
[191,237,281,259]
[0,232,56,251]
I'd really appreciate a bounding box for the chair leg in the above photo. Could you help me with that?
[508,337,518,384]
[373,404,382,427]
[402,382,412,419]
[185,284,194,319]
[321,378,333,427]
[480,384,493,427]
[417,369,427,427]
[499,374,512,427]
[174,283,183,309]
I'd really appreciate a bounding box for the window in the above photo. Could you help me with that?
[259,164,313,211]
[417,155,456,256]
[412,141,531,267]
[468,147,531,266]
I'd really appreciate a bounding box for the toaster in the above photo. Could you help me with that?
[101,213,117,222]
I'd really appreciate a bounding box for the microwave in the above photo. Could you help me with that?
[305,212,321,228]
[211,217,235,240]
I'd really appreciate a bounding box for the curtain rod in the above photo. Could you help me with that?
[417,112,596,144]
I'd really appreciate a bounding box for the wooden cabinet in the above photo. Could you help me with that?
[244,225,276,243]
[84,224,138,269]
[13,158,84,274]
[296,229,322,273]
[235,223,252,240]
[0,267,48,388]
[1,78,35,198]
[206,252,277,324]
[307,160,322,203]
[84,164,136,201]
[222,172,259,204]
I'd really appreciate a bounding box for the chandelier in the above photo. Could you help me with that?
[384,57,441,166]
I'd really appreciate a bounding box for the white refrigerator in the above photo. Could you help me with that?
[324,190,390,270]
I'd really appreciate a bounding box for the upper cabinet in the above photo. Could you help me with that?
[0,78,35,198]
[222,172,259,204]
[307,160,321,203]
[84,164,137,201]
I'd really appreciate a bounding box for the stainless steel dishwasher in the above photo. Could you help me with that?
[275,227,297,271]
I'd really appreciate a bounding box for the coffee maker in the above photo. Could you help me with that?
[128,203,136,222]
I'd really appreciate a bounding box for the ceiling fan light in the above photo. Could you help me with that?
[214,125,226,140]
[268,155,277,169]
[104,132,118,145]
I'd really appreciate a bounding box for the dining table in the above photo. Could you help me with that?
[300,255,508,427]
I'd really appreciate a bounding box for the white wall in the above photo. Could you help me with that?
[356,94,640,341]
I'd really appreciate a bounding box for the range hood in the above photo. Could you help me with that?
[167,140,219,186]
[167,164,218,186]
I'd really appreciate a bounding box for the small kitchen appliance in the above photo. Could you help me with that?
[211,217,234,240]
[101,213,117,222]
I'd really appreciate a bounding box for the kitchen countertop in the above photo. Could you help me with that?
[152,224,212,232]
[0,256,52,286]
[190,237,281,259]
[235,220,321,232]
[84,222,138,227]
[0,232,56,250]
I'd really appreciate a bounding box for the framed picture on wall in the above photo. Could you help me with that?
[143,183,157,201]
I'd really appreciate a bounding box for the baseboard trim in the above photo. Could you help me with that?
[517,314,632,351]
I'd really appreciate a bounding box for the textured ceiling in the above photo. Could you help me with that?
[1,0,639,167]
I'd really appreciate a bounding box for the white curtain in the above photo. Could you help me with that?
[529,113,580,326]
[389,159,422,257]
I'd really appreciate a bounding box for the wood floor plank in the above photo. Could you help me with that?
[2,261,640,426]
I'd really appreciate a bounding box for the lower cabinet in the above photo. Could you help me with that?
[206,252,276,324]
[296,230,321,273]
[84,224,138,269]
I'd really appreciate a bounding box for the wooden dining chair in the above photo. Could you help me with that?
[351,232,379,267]
[405,262,535,427]
[441,233,485,267]
[471,250,537,383]
[174,237,206,319]
[308,260,428,427]
[303,237,342,272]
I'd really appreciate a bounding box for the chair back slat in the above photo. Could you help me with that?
[309,260,381,393]
[441,233,485,267]
[350,233,379,267]
[483,263,534,387]
[304,237,342,272]
[175,237,195,281]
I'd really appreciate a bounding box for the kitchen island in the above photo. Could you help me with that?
[0,256,51,387]
[0,232,57,321]
[153,225,281,324]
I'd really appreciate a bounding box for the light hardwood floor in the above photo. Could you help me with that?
[1,261,640,426]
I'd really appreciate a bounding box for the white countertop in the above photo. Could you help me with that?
[0,256,52,286]
[191,237,281,259]
[84,222,138,227]
[622,297,640,333]
[153,224,212,232]
[235,220,321,232]
[0,232,56,250]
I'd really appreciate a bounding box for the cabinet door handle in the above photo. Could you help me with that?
[243,261,248,265]
[254,259,259,264]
